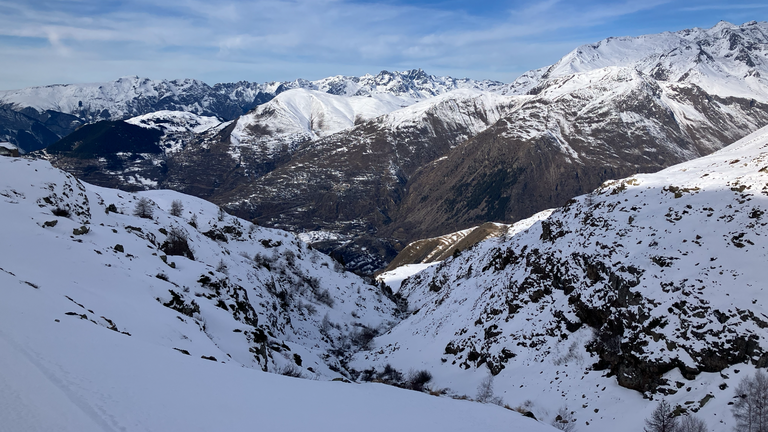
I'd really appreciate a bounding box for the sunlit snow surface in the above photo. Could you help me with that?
[0,157,551,431]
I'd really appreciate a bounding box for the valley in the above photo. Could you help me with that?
[1,19,768,432]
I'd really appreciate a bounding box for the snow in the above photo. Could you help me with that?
[352,124,768,432]
[230,88,407,147]
[0,156,556,431]
[125,110,222,154]
[0,278,550,432]
[378,263,440,293]
[0,70,503,123]
[503,208,555,238]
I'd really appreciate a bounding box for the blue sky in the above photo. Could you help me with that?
[0,0,766,90]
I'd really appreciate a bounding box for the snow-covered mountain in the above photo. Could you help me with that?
[353,124,768,432]
[0,155,556,432]
[212,89,516,272]
[0,69,502,153]
[126,110,223,153]
[0,70,503,124]
[505,20,768,100]
[396,63,768,243]
[223,88,412,161]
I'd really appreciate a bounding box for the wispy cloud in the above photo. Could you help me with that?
[0,0,746,89]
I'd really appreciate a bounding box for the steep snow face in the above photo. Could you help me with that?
[381,89,512,132]
[505,21,768,100]
[0,157,400,379]
[352,125,768,432]
[126,110,222,153]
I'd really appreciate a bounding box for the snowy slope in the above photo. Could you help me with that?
[0,156,403,378]
[0,319,553,432]
[227,88,410,156]
[0,155,562,431]
[352,125,768,432]
[380,209,555,277]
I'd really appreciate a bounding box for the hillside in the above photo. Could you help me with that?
[352,124,768,431]
[0,156,403,378]
[0,155,554,431]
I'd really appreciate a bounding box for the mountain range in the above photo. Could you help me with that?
[4,21,768,275]
[3,100,768,432]
[3,19,768,432]
[0,70,502,153]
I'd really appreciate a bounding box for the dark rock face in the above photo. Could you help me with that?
[47,121,164,158]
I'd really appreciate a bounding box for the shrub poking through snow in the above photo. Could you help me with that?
[405,369,433,392]
[161,226,194,260]
[277,364,303,378]
[552,406,576,432]
[170,199,184,217]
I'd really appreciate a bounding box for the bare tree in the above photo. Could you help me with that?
[645,399,678,432]
[476,373,495,403]
[476,372,503,405]
[678,415,707,432]
[733,370,768,432]
[133,197,154,219]
[552,406,577,432]
[170,199,184,217]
